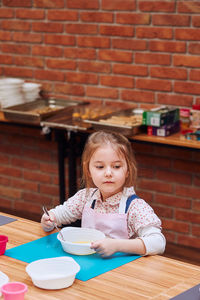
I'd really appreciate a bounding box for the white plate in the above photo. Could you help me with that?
[0,271,9,296]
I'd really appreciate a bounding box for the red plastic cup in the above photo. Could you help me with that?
[0,235,8,255]
[1,282,28,300]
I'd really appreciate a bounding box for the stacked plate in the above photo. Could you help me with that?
[0,78,25,108]
[22,82,41,103]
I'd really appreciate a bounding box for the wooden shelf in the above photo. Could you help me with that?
[131,132,200,150]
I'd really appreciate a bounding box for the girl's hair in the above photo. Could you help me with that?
[81,130,137,189]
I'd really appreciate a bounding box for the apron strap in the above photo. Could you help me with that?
[125,194,139,213]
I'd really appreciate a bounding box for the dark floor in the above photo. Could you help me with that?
[164,242,200,266]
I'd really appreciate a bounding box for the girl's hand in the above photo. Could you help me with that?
[41,211,57,232]
[91,238,118,257]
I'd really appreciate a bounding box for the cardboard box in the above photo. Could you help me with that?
[143,107,179,127]
[151,121,180,137]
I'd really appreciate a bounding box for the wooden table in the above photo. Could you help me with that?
[1,212,200,300]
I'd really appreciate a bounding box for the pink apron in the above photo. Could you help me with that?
[81,193,137,239]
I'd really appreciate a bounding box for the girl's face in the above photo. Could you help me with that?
[89,144,128,200]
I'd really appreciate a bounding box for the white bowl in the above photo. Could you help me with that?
[0,271,9,297]
[26,257,80,290]
[57,227,105,255]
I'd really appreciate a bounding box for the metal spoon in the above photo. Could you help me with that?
[42,206,65,241]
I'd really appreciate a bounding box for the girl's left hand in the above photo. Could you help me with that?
[91,238,118,257]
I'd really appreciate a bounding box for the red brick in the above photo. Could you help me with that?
[33,0,64,8]
[193,199,200,211]
[121,90,154,103]
[151,205,173,219]
[14,201,42,215]
[189,42,200,54]
[80,12,113,23]
[77,36,110,48]
[0,186,21,199]
[40,184,59,196]
[163,231,176,243]
[4,67,33,78]
[0,177,10,186]
[174,54,200,67]
[174,159,200,173]
[194,175,200,187]
[116,13,150,25]
[135,53,170,65]
[3,0,31,7]
[32,45,62,57]
[155,194,191,209]
[137,153,171,168]
[156,170,191,185]
[45,34,75,46]
[113,63,147,76]
[16,9,44,19]
[176,28,200,41]
[190,69,200,81]
[11,179,38,192]
[0,31,12,41]
[48,10,77,21]
[46,59,76,70]
[138,167,154,179]
[153,14,190,26]
[174,81,200,95]
[54,83,85,96]
[0,165,22,178]
[150,67,187,80]
[178,1,200,13]
[23,192,52,205]
[138,179,173,194]
[136,27,172,39]
[99,50,132,63]
[0,55,13,64]
[178,235,200,249]
[157,93,193,107]
[66,24,98,35]
[162,220,190,234]
[101,75,134,88]
[136,78,171,92]
[102,0,136,11]
[66,72,98,85]
[176,209,200,224]
[192,224,200,237]
[24,170,52,184]
[112,38,147,51]
[86,86,118,99]
[176,185,200,199]
[78,61,111,74]
[1,20,30,31]
[14,56,44,68]
[149,41,186,53]
[35,69,64,81]
[64,48,96,60]
[13,32,42,43]
[11,157,39,170]
[139,1,175,12]
[192,15,200,27]
[100,25,134,37]
[1,44,30,54]
[40,162,57,174]
[32,22,63,33]
[67,0,99,9]
[0,8,14,18]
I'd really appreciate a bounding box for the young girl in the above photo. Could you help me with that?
[41,131,166,257]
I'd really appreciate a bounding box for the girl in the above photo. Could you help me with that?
[41,131,166,257]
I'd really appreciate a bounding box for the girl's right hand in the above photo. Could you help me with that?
[41,211,57,232]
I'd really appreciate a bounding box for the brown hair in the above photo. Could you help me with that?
[81,130,137,189]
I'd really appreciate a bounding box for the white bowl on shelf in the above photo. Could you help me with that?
[26,257,80,290]
[57,227,105,255]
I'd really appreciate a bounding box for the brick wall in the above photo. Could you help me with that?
[0,0,200,249]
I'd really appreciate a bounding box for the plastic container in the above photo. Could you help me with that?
[26,257,80,290]
[57,227,105,255]
[1,282,27,300]
[0,235,8,255]
[0,271,9,297]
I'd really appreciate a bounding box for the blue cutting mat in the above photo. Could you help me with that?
[5,233,141,281]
